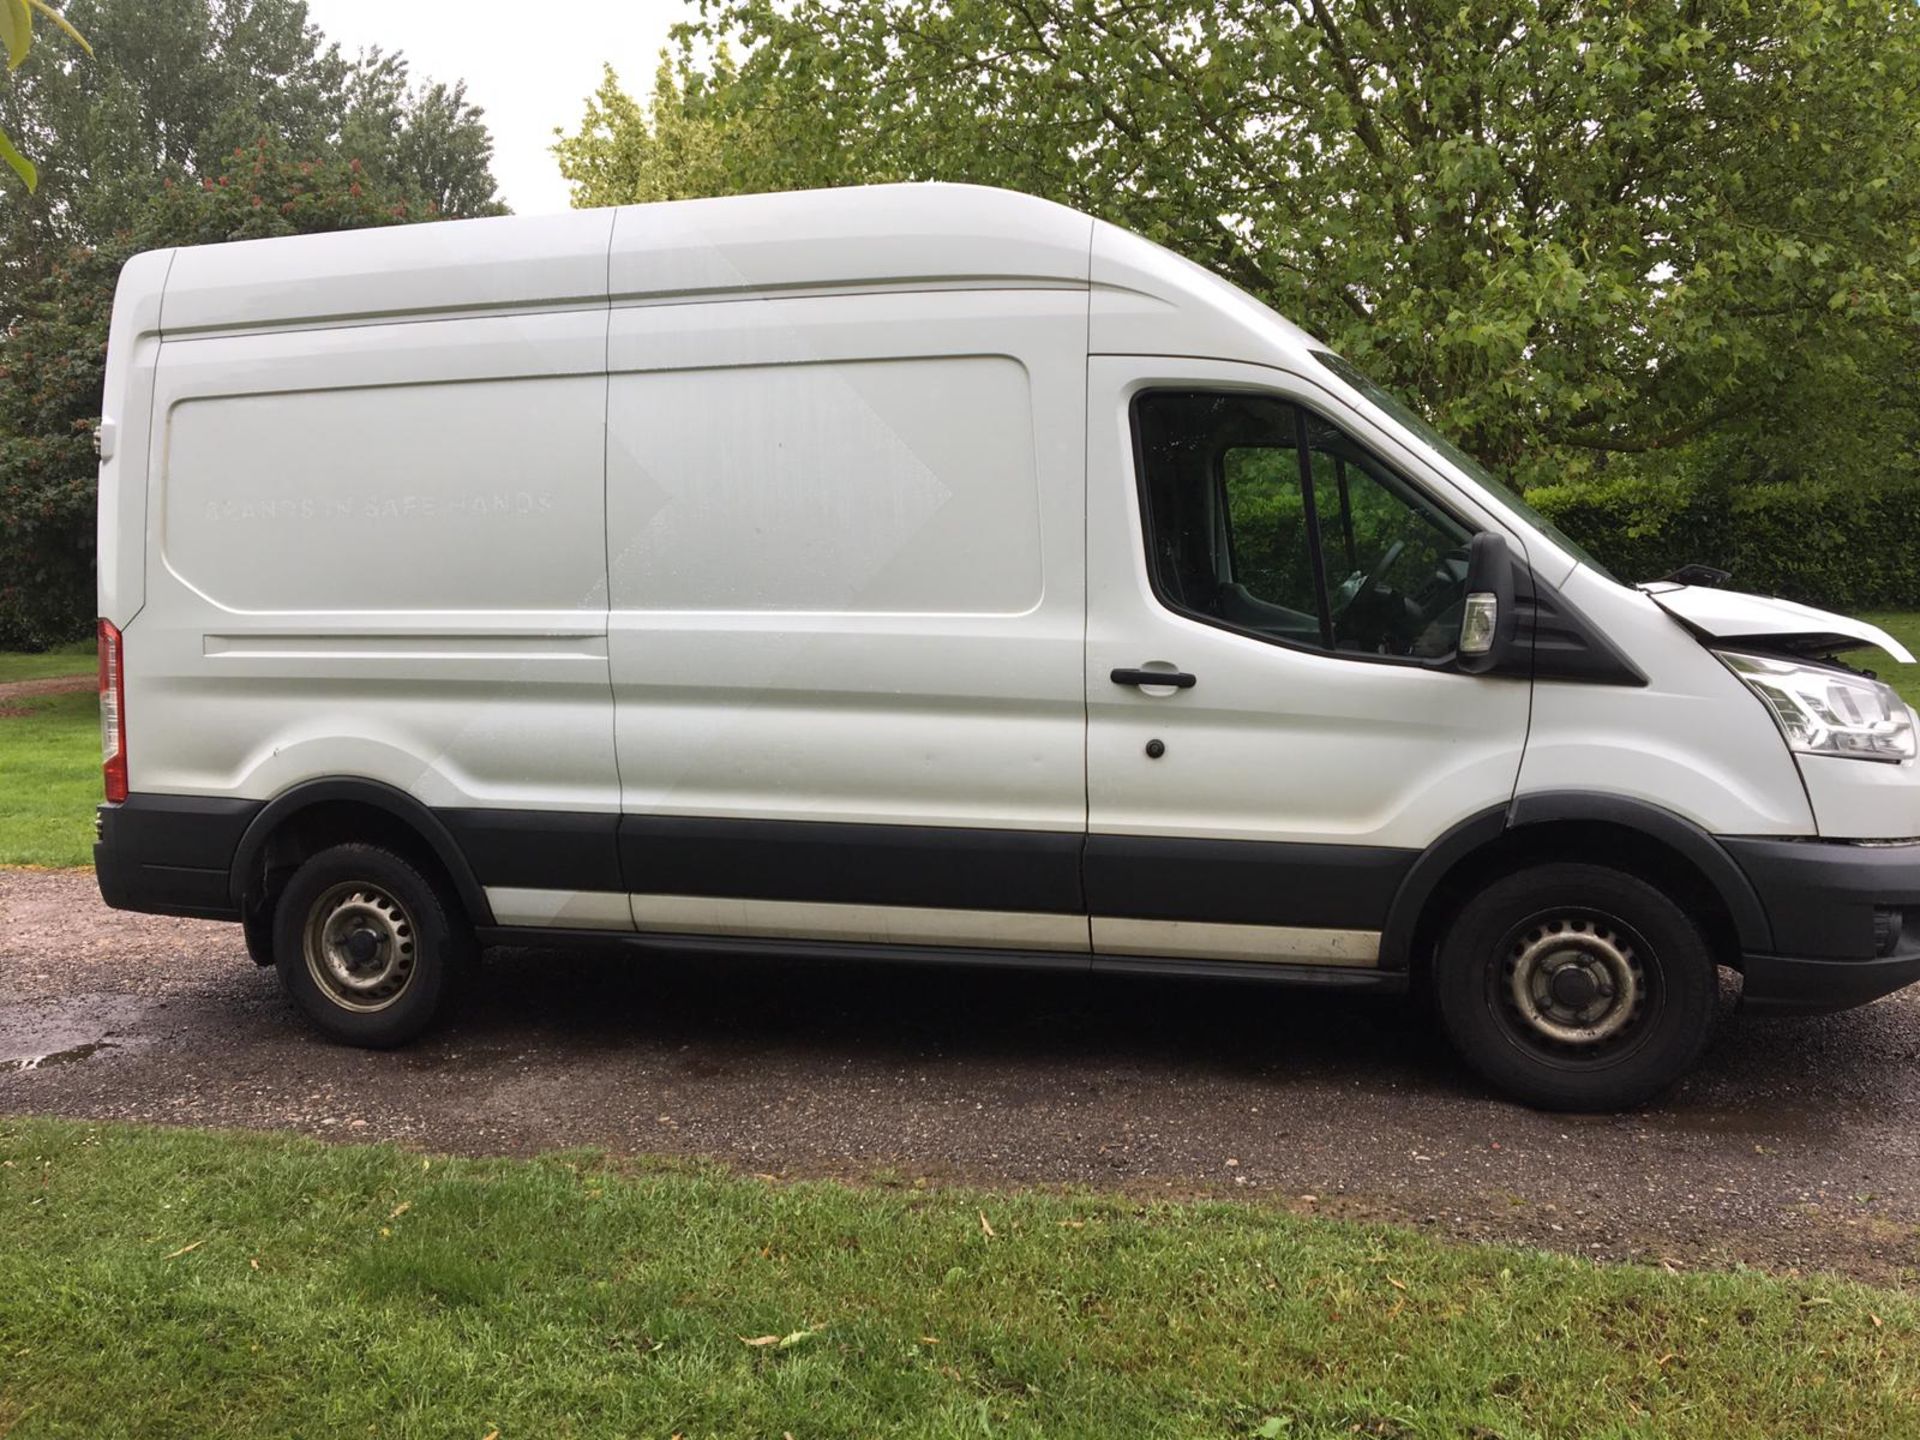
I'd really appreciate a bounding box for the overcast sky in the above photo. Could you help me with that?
[302,0,690,215]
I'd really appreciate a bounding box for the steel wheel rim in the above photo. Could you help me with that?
[1490,909,1661,1067]
[303,881,416,1013]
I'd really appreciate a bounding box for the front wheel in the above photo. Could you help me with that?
[1433,863,1718,1111]
[271,843,471,1047]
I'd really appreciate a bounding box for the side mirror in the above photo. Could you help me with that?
[1455,532,1517,674]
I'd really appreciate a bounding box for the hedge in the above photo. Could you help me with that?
[1527,475,1920,612]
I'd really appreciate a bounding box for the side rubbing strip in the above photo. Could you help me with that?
[485,887,634,931]
[1084,834,1414,929]
[619,816,1085,914]
[629,894,1092,952]
[1091,917,1379,967]
[444,808,623,893]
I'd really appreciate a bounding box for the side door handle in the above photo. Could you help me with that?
[1110,667,1196,689]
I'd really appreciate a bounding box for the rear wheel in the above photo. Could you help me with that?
[271,843,470,1047]
[1433,863,1717,1111]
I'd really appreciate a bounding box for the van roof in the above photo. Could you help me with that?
[154,183,1102,335]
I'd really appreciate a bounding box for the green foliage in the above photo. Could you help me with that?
[566,0,1920,495]
[554,46,811,208]
[0,242,116,647]
[0,137,424,648]
[1531,472,1920,611]
[0,0,91,192]
[8,1115,1920,1436]
[1223,448,1312,605]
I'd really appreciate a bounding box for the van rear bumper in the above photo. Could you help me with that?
[94,795,259,921]
[1721,836,1920,1015]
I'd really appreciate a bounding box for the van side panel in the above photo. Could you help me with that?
[131,308,619,819]
[603,287,1090,925]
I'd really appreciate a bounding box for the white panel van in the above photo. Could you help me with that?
[92,184,1920,1109]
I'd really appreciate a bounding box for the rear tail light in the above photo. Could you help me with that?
[98,618,127,803]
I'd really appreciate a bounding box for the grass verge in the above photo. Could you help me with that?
[3,1118,1918,1439]
[0,638,94,684]
[0,690,98,867]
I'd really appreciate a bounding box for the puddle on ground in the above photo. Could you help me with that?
[0,992,154,1072]
[4,1041,116,1072]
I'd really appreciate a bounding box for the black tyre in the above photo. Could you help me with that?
[271,843,471,1047]
[1433,862,1717,1111]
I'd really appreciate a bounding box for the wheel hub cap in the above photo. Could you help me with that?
[304,883,416,1012]
[1507,917,1643,1046]
[1549,965,1600,1009]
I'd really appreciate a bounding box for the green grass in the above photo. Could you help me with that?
[1858,613,1920,710]
[0,690,98,866]
[3,1118,1918,1439]
[0,638,94,684]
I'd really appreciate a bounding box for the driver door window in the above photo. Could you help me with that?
[1136,390,1472,662]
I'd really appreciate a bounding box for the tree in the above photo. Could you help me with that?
[555,48,830,209]
[561,0,1920,492]
[0,138,423,647]
[0,0,92,192]
[0,0,503,313]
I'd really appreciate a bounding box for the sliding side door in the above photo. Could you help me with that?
[605,286,1091,952]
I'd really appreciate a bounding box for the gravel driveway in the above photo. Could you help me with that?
[4,866,1918,1283]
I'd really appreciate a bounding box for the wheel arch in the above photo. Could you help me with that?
[227,779,494,928]
[1382,792,1772,976]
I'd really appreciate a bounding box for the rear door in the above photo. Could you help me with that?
[1084,357,1532,966]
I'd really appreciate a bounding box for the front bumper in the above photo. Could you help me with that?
[1722,836,1920,1015]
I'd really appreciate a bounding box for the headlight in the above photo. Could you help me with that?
[1717,651,1916,763]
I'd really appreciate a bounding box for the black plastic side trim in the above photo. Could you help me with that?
[226,778,493,926]
[1377,805,1510,969]
[1497,566,1648,686]
[618,815,1086,914]
[1083,834,1414,929]
[1505,791,1772,952]
[441,808,621,893]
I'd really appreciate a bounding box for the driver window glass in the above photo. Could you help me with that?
[1302,415,1471,658]
[1222,447,1319,626]
[1135,390,1473,661]
[1135,392,1324,648]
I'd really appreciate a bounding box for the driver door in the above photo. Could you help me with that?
[1084,357,1532,962]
